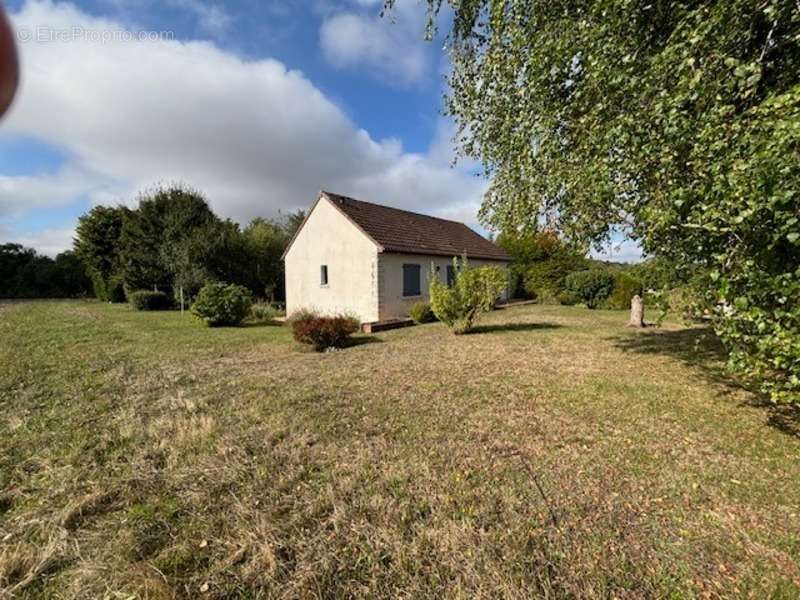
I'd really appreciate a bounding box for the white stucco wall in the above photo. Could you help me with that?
[377,253,510,321]
[284,197,380,323]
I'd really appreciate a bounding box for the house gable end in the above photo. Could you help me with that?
[282,192,382,261]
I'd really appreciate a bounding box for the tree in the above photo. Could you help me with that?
[0,244,91,299]
[497,229,588,299]
[0,244,36,297]
[242,215,292,301]
[391,0,800,402]
[74,205,127,300]
[119,185,218,293]
[171,219,255,300]
[565,270,615,309]
[429,258,508,334]
[241,211,304,302]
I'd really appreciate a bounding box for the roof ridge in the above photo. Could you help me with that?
[315,190,510,262]
[321,190,471,227]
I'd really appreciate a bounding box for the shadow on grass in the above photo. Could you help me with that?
[612,326,742,392]
[346,336,383,348]
[468,322,563,334]
[747,399,800,438]
[612,327,800,438]
[243,320,285,328]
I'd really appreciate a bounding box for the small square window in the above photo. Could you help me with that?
[402,264,421,297]
[320,265,328,286]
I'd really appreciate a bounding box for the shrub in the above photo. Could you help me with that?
[535,289,561,305]
[604,273,643,310]
[408,301,436,324]
[429,259,508,334]
[564,270,615,309]
[129,290,171,311]
[191,282,253,327]
[290,311,360,351]
[250,302,281,323]
[92,274,126,303]
[557,290,579,306]
[507,264,534,299]
[523,255,589,299]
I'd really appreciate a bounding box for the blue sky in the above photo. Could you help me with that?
[0,0,641,261]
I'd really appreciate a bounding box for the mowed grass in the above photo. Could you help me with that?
[1,301,798,599]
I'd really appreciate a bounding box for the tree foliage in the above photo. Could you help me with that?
[0,245,91,299]
[392,0,800,402]
[73,185,304,305]
[565,270,616,309]
[74,205,127,301]
[243,212,304,301]
[119,186,217,293]
[497,229,588,299]
[429,258,508,333]
[604,272,643,311]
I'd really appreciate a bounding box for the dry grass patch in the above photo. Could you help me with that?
[0,300,798,598]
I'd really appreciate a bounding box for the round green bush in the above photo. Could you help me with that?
[129,290,171,311]
[564,270,615,309]
[604,273,643,310]
[191,282,253,327]
[408,301,436,324]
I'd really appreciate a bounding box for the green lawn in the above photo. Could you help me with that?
[1,301,798,598]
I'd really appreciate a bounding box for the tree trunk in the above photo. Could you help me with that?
[628,294,645,328]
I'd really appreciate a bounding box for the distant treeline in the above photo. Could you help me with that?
[497,229,697,312]
[73,185,303,304]
[0,244,92,299]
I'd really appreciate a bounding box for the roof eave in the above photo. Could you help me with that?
[379,247,511,262]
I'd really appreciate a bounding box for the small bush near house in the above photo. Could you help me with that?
[408,301,436,324]
[129,290,172,311]
[429,259,508,334]
[191,282,253,327]
[604,273,643,310]
[290,310,360,351]
[250,302,281,323]
[565,270,615,309]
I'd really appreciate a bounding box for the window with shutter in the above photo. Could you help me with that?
[446,265,456,287]
[402,264,421,297]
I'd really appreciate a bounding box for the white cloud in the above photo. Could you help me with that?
[319,0,429,86]
[2,1,487,255]
[3,226,76,256]
[168,0,232,35]
[0,165,106,218]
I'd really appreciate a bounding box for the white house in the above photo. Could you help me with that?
[283,191,511,325]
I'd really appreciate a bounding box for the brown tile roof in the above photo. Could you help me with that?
[322,191,510,261]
